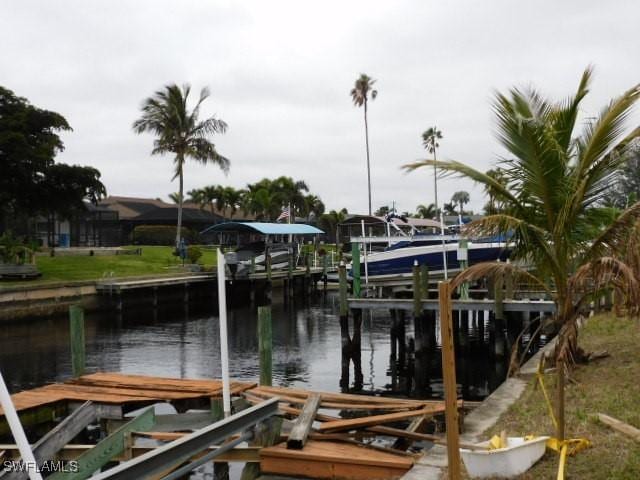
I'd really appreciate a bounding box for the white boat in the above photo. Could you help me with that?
[460,436,549,479]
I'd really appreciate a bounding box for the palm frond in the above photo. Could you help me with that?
[583,201,640,261]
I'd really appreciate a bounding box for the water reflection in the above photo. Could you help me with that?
[0,292,544,401]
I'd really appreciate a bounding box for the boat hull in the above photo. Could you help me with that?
[353,242,509,280]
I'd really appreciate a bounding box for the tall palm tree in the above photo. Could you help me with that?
[406,68,640,361]
[168,192,182,204]
[422,127,443,216]
[133,84,229,248]
[451,191,470,218]
[351,74,378,216]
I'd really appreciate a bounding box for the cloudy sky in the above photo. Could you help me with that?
[2,0,638,214]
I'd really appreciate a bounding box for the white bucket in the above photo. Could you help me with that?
[460,436,549,479]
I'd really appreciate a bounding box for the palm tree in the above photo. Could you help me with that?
[415,203,437,219]
[483,168,508,214]
[221,186,244,219]
[351,74,378,216]
[406,68,640,356]
[168,192,182,204]
[404,68,640,439]
[451,191,470,218]
[422,127,443,216]
[133,84,229,248]
[318,208,348,243]
[303,194,325,220]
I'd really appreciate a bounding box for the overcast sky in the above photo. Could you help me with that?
[2,0,639,214]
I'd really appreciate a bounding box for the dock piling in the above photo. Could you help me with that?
[258,306,273,387]
[69,305,86,377]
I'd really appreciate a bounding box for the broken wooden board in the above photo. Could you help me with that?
[597,413,640,442]
[288,393,321,449]
[316,403,460,433]
[261,440,413,480]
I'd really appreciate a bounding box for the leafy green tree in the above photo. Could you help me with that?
[351,74,378,216]
[0,86,106,236]
[405,67,640,373]
[133,84,229,248]
[422,127,443,217]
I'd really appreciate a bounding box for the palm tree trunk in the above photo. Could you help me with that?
[433,149,438,218]
[176,159,184,249]
[364,100,372,216]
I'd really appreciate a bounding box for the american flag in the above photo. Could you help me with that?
[276,206,290,222]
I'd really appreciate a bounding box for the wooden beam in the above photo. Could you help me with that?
[317,406,446,433]
[439,281,461,480]
[597,413,640,442]
[287,393,321,449]
[3,401,97,480]
[48,406,155,480]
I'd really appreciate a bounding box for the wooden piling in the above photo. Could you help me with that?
[412,263,421,316]
[338,263,348,318]
[69,305,86,377]
[438,281,461,479]
[351,243,361,298]
[258,306,273,387]
[266,254,272,281]
[420,264,429,299]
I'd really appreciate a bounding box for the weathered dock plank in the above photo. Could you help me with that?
[261,440,413,480]
[348,298,556,313]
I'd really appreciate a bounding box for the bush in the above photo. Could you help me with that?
[187,246,203,264]
[132,225,200,246]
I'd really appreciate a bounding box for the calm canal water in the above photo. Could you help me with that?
[0,291,542,401]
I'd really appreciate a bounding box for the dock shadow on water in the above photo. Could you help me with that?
[0,291,546,402]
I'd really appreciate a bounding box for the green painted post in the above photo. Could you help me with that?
[210,398,224,421]
[351,243,361,298]
[338,263,348,317]
[69,305,85,377]
[420,264,429,299]
[258,306,273,386]
[49,407,155,480]
[412,262,422,316]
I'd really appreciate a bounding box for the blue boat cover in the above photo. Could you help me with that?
[201,222,324,235]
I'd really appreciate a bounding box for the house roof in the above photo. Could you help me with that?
[202,222,324,235]
[132,206,223,223]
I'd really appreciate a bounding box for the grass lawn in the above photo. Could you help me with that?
[0,246,218,288]
[471,314,640,479]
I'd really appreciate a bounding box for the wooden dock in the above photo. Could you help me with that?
[0,372,255,434]
[1,374,462,480]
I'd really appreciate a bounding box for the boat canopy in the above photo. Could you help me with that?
[201,221,324,235]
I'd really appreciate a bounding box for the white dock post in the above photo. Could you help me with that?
[0,371,43,480]
[216,249,231,417]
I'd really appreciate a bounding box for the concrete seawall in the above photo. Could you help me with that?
[0,282,102,323]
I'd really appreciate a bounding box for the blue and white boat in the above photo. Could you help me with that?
[353,238,509,281]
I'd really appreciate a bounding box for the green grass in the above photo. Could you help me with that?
[0,246,218,288]
[467,314,640,479]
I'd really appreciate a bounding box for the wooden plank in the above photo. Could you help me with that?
[48,406,155,480]
[317,405,447,433]
[2,401,97,480]
[261,440,413,469]
[287,393,321,449]
[597,413,640,442]
[248,389,425,411]
[248,385,435,406]
[439,281,461,480]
